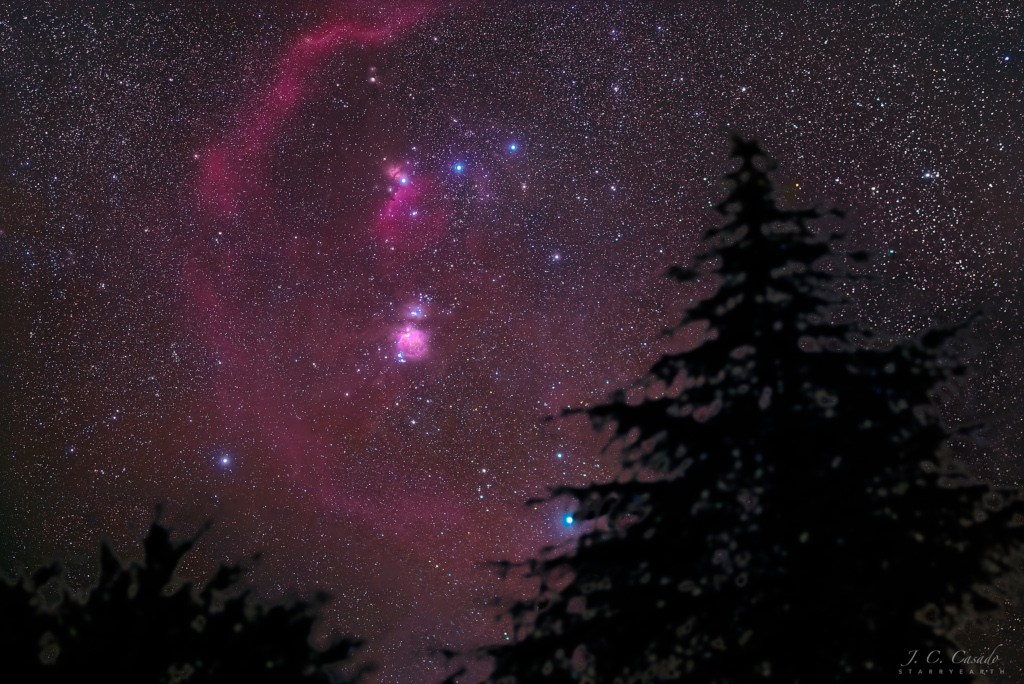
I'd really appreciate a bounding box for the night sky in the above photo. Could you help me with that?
[2,1,1023,681]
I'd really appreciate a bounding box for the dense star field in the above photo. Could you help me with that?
[2,1,1022,681]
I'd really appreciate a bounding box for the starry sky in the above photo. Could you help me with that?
[2,1,1022,681]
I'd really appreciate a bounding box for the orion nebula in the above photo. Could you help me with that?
[396,326,429,362]
[3,1,1023,681]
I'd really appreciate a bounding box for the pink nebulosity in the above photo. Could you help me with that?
[395,326,429,361]
[384,163,411,184]
[181,0,468,587]
[373,172,452,251]
[179,3,509,679]
[185,0,454,532]
[198,2,437,215]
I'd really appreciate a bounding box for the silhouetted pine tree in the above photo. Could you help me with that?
[0,515,368,683]
[484,136,1024,683]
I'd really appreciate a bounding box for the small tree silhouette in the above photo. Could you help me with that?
[483,136,1024,683]
[0,513,368,683]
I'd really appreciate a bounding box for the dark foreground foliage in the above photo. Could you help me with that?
[0,515,367,683]
[484,136,1024,683]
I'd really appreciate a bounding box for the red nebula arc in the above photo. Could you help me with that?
[198,2,438,216]
[180,3,502,677]
[183,4,461,545]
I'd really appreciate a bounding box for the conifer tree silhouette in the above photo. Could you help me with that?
[0,514,368,683]
[483,136,1024,683]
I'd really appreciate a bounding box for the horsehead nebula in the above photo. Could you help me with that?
[374,169,452,251]
[197,2,438,216]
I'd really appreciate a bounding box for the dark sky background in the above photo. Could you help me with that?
[1,1,1022,681]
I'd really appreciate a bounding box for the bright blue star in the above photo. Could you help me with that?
[509,143,517,152]
[454,163,464,172]
[564,514,574,525]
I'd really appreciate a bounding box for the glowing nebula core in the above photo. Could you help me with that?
[395,326,429,361]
